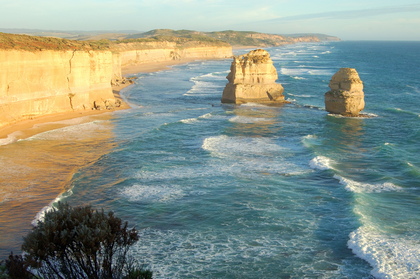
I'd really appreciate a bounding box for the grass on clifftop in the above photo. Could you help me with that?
[125,29,340,47]
[0,32,112,51]
[117,35,230,47]
[0,32,230,52]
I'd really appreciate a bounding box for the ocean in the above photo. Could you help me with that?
[1,41,419,278]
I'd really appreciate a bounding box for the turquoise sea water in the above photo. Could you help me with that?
[1,41,420,278]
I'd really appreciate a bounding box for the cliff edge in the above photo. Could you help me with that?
[0,33,232,129]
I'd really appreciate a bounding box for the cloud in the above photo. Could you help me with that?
[264,4,420,23]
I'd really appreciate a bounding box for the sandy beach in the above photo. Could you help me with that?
[0,59,192,257]
[0,59,197,144]
[121,57,231,76]
[0,56,237,144]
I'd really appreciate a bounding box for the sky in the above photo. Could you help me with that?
[1,0,420,40]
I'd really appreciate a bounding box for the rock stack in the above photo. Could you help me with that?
[221,49,285,104]
[325,68,365,116]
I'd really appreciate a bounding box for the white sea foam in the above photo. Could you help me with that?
[0,116,104,145]
[301,134,323,149]
[197,113,228,121]
[180,118,199,124]
[364,112,379,117]
[280,68,308,76]
[287,93,313,98]
[228,116,271,124]
[202,135,309,176]
[308,69,334,76]
[348,226,420,279]
[328,113,377,119]
[32,190,73,226]
[198,113,213,119]
[198,71,229,79]
[28,120,108,141]
[132,215,325,278]
[120,184,185,203]
[334,175,402,193]
[135,165,213,182]
[309,156,335,171]
[239,102,270,108]
[186,80,223,95]
[202,135,284,158]
[0,131,22,146]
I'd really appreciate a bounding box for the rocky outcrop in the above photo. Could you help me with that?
[324,68,365,116]
[0,49,119,127]
[221,49,285,104]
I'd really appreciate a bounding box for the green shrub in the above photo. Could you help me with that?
[21,202,151,279]
[3,253,33,279]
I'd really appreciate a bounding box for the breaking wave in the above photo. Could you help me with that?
[334,175,402,193]
[348,226,420,279]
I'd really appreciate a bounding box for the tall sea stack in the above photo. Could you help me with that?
[325,68,365,116]
[221,49,285,104]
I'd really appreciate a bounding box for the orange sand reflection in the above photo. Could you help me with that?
[0,114,117,258]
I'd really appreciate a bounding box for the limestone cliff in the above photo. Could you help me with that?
[0,33,233,129]
[0,49,119,127]
[324,68,365,116]
[112,41,232,70]
[221,49,285,104]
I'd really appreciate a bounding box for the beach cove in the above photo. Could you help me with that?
[1,40,420,278]
[0,52,236,258]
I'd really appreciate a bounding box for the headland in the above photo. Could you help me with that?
[0,29,339,142]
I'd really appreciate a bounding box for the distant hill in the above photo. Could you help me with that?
[125,29,340,47]
[0,28,340,47]
[0,31,230,51]
[0,29,140,40]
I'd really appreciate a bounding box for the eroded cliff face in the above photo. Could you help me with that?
[0,49,119,127]
[113,41,232,69]
[0,38,233,129]
[221,49,285,104]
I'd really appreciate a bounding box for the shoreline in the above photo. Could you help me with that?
[121,57,231,76]
[0,84,131,145]
[0,56,232,257]
[0,58,207,144]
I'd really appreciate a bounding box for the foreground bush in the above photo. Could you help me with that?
[19,202,152,279]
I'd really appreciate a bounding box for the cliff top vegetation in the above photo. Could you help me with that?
[124,29,340,47]
[0,32,111,51]
[0,29,339,51]
[0,32,230,52]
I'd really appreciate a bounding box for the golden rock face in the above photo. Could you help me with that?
[0,43,233,128]
[0,49,118,127]
[325,68,365,116]
[221,49,285,104]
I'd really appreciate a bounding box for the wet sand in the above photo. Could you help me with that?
[0,59,199,257]
[0,116,117,257]
[0,85,130,144]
